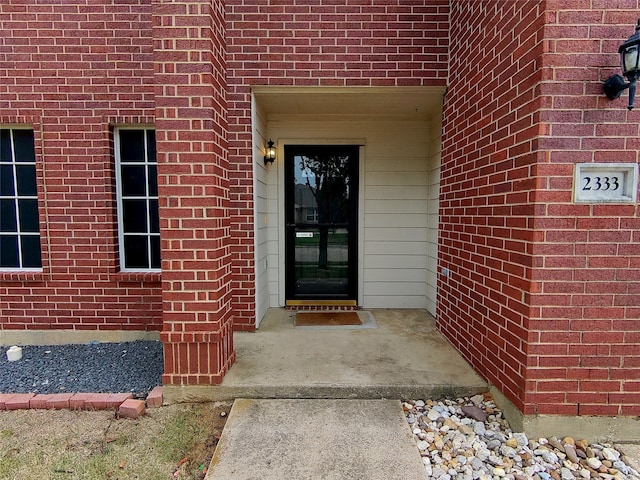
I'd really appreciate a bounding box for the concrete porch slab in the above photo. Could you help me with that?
[205,398,428,480]
[165,309,488,402]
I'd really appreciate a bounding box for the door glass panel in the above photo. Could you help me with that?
[294,227,349,296]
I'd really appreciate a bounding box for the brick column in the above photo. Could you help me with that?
[153,0,234,385]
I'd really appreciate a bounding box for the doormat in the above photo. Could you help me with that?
[295,311,362,327]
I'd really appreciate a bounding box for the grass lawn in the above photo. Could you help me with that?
[0,402,230,480]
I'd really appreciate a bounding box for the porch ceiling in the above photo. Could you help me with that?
[252,86,445,119]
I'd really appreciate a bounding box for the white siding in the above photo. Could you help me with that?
[426,113,442,317]
[360,119,431,308]
[252,95,271,327]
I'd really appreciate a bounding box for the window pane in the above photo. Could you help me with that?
[0,130,12,162]
[122,199,148,233]
[20,236,42,268]
[0,129,40,269]
[13,130,36,162]
[150,235,161,269]
[0,165,15,195]
[124,235,149,269]
[0,199,17,232]
[0,235,19,267]
[148,165,158,196]
[119,130,145,162]
[121,165,147,196]
[117,128,157,271]
[18,199,39,232]
[146,130,156,161]
[149,199,159,233]
[16,165,37,196]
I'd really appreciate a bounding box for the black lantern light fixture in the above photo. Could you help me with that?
[604,18,640,110]
[264,139,276,165]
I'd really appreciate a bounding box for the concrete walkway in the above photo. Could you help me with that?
[619,444,640,473]
[194,309,484,479]
[205,398,428,480]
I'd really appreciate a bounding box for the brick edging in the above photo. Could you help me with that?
[0,386,163,419]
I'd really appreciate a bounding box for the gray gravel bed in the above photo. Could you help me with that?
[0,342,163,398]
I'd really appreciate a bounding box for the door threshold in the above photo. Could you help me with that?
[285,300,358,310]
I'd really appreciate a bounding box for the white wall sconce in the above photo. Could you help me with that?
[264,139,276,165]
[604,18,640,110]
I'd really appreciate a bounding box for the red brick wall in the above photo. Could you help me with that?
[527,0,640,416]
[440,0,547,413]
[225,0,450,329]
[0,1,161,331]
[441,0,640,416]
[153,0,235,385]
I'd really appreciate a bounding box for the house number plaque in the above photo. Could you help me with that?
[574,163,638,203]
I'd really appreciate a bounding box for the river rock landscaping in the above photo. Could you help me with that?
[404,395,640,480]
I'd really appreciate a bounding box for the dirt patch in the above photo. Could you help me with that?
[0,402,231,480]
[175,403,231,479]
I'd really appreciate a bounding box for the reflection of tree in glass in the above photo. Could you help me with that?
[299,152,350,269]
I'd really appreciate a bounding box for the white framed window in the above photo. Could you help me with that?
[115,127,160,271]
[0,127,42,270]
[305,209,318,223]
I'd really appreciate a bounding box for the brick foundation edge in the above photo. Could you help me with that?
[0,387,164,413]
[490,387,640,444]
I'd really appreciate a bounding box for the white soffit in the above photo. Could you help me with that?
[252,86,445,118]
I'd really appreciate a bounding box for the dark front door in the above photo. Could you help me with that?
[285,145,359,302]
